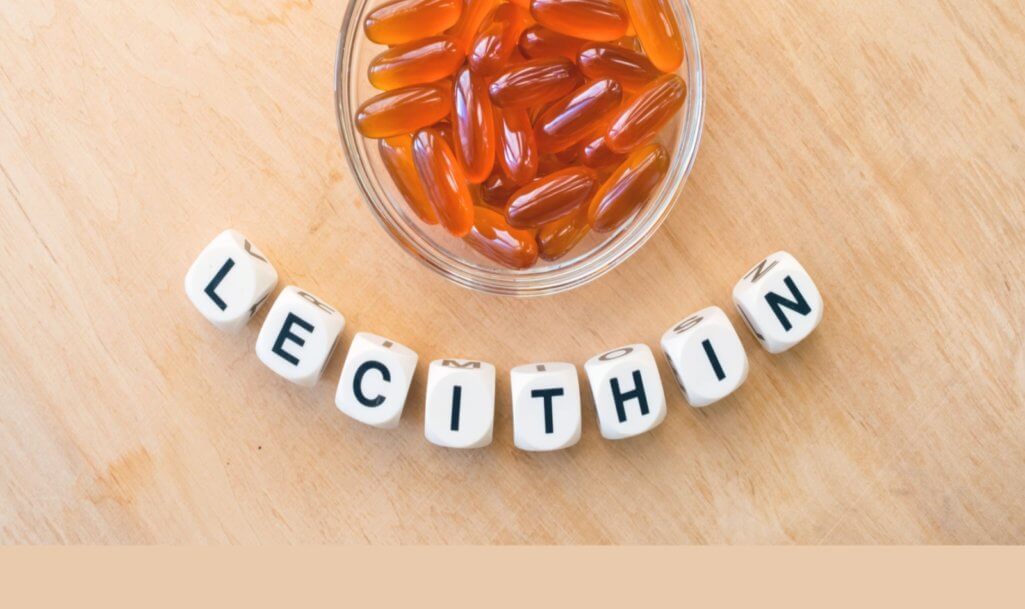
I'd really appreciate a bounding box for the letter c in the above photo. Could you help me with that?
[353,360,391,407]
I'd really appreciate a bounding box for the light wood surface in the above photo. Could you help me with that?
[2,0,1024,544]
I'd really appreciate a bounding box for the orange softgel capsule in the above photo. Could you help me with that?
[433,119,455,147]
[624,0,684,72]
[379,135,439,225]
[506,167,599,228]
[356,83,453,138]
[469,3,532,76]
[578,126,627,168]
[530,0,630,42]
[464,207,539,269]
[495,107,538,185]
[365,0,464,46]
[448,0,500,52]
[518,25,587,62]
[537,209,591,261]
[368,36,464,91]
[578,43,660,92]
[588,143,669,232]
[605,73,685,153]
[452,66,496,184]
[480,170,519,207]
[535,78,623,153]
[412,128,475,236]
[489,57,582,108]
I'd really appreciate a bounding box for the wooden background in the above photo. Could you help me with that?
[2,0,1023,544]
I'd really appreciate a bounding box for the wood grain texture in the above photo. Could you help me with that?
[1,0,1023,544]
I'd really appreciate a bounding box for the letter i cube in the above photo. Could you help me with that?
[424,359,495,449]
[660,306,748,407]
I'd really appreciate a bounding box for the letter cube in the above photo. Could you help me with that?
[511,362,581,452]
[584,344,667,440]
[255,286,345,387]
[184,229,278,333]
[733,251,823,353]
[335,332,418,429]
[424,359,495,449]
[660,306,748,407]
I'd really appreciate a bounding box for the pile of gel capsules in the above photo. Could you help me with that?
[356,0,686,269]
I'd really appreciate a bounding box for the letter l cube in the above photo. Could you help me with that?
[184,229,278,333]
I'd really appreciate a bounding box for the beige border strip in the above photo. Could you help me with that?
[1,547,1021,607]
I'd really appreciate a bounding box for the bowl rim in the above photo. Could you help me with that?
[335,0,705,297]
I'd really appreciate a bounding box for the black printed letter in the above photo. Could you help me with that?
[272,313,314,366]
[765,276,811,331]
[353,361,391,407]
[204,258,235,311]
[610,371,649,423]
[531,388,565,434]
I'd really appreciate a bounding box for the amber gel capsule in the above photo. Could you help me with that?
[506,167,599,228]
[578,130,627,168]
[452,66,496,184]
[555,146,578,165]
[624,0,684,72]
[535,78,623,153]
[469,3,532,76]
[537,209,591,261]
[613,35,644,52]
[531,0,630,42]
[433,120,455,147]
[605,73,685,153]
[365,0,464,46]
[356,84,453,139]
[368,36,464,91]
[379,135,439,225]
[519,25,587,62]
[495,107,538,185]
[448,0,500,52]
[480,170,519,208]
[588,143,668,232]
[465,207,539,269]
[489,57,582,108]
[536,153,572,177]
[412,128,475,236]
[578,43,660,92]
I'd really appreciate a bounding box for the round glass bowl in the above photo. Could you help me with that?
[335,0,704,297]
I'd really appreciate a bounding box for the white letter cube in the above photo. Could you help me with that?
[184,229,278,333]
[584,344,667,440]
[511,362,581,452]
[335,332,418,429]
[733,251,823,353]
[424,359,495,449]
[255,286,345,387]
[660,306,748,407]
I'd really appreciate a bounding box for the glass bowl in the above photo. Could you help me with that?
[335,0,704,297]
